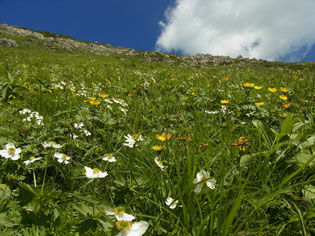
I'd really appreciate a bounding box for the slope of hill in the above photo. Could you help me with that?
[0,24,314,235]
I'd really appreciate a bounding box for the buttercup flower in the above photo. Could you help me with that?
[54,153,70,164]
[154,157,164,170]
[24,156,41,165]
[256,102,264,106]
[279,95,288,100]
[102,153,117,162]
[42,141,62,149]
[84,166,108,178]
[280,87,288,92]
[193,170,216,193]
[268,88,277,93]
[165,197,179,209]
[0,143,21,160]
[99,93,108,98]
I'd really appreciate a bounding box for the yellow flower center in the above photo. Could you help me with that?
[92,168,100,173]
[8,148,16,154]
[29,156,35,160]
[157,161,163,166]
[114,207,125,215]
[62,154,68,160]
[116,221,133,231]
[107,154,113,159]
[50,141,57,146]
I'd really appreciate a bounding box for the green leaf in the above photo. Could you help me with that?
[252,120,276,150]
[303,185,315,201]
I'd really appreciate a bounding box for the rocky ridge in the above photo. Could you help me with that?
[0,24,266,68]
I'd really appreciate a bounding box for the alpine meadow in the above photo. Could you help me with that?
[0,24,314,235]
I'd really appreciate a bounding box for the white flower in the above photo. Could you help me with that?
[19,108,31,114]
[70,133,78,139]
[123,134,137,148]
[74,122,84,129]
[0,143,21,160]
[193,170,216,193]
[24,156,42,165]
[83,130,91,136]
[205,110,219,115]
[42,141,62,149]
[120,107,127,114]
[54,153,70,164]
[154,157,164,170]
[84,166,108,178]
[116,221,149,236]
[165,197,179,209]
[102,154,117,162]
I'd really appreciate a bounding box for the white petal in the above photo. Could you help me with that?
[115,213,135,221]
[165,197,173,206]
[11,154,20,161]
[125,221,149,236]
[15,148,21,154]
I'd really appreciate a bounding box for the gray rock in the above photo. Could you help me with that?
[0,38,18,47]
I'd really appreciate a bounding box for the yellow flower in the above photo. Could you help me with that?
[299,78,304,81]
[152,146,165,151]
[254,86,262,90]
[280,87,288,92]
[99,93,108,98]
[256,102,264,106]
[171,77,176,81]
[189,92,195,95]
[282,103,290,109]
[268,88,277,93]
[212,75,216,79]
[156,133,173,142]
[90,100,101,105]
[279,95,288,100]
[220,100,229,104]
[223,76,229,80]
[243,82,254,87]
[90,97,97,100]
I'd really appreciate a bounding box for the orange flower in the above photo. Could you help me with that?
[232,137,249,151]
[220,99,229,104]
[282,103,290,109]
[268,88,277,93]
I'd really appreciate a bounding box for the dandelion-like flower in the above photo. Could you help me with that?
[193,170,216,193]
[24,156,41,165]
[152,146,165,151]
[102,153,117,162]
[54,153,70,164]
[42,141,62,149]
[243,82,254,87]
[0,143,21,160]
[155,133,172,142]
[254,86,262,90]
[220,100,230,104]
[84,166,108,178]
[154,157,164,170]
[268,88,277,93]
[165,197,179,209]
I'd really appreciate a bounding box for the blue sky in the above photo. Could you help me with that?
[1,0,315,62]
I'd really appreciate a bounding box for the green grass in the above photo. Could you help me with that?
[0,35,314,235]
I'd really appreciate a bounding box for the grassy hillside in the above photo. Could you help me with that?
[0,25,314,235]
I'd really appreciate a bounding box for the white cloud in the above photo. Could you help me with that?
[156,0,315,61]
